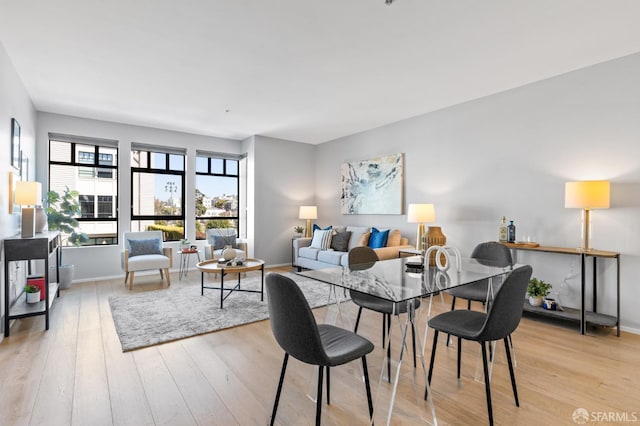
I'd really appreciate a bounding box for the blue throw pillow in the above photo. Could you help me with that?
[313,224,332,232]
[213,235,238,250]
[368,227,390,249]
[128,238,163,257]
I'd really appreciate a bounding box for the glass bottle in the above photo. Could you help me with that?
[499,216,508,242]
[507,220,516,243]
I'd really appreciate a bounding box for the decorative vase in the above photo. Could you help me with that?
[35,207,48,233]
[529,296,543,307]
[58,264,75,290]
[425,226,447,266]
[222,246,236,261]
[26,291,40,304]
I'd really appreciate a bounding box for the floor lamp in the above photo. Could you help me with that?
[299,205,317,238]
[565,181,610,251]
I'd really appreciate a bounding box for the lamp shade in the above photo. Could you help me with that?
[407,203,435,223]
[15,181,42,206]
[299,205,318,220]
[565,181,610,209]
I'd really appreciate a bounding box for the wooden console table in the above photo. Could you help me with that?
[503,243,620,336]
[3,231,61,337]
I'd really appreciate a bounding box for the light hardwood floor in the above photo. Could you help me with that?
[1,266,638,425]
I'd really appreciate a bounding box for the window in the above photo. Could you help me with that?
[131,148,185,241]
[195,154,240,239]
[49,136,119,246]
[80,195,95,218]
[98,196,113,218]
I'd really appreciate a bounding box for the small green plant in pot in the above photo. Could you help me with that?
[46,187,90,289]
[293,225,304,237]
[24,284,41,304]
[527,277,552,307]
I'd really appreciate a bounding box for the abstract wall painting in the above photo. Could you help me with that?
[341,153,404,214]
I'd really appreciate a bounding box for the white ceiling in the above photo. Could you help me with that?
[2,1,640,144]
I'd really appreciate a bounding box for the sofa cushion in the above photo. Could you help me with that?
[128,238,162,257]
[330,231,352,252]
[387,229,402,247]
[310,229,332,249]
[368,227,390,249]
[127,254,170,270]
[347,226,370,251]
[299,246,320,260]
[317,250,345,266]
[356,231,370,248]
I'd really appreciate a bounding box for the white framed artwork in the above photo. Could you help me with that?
[341,153,403,214]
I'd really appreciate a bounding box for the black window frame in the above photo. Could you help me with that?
[131,149,186,241]
[195,155,240,239]
[48,138,119,246]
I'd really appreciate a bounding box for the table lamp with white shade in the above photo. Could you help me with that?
[407,203,435,251]
[15,181,42,238]
[299,205,318,238]
[565,180,610,251]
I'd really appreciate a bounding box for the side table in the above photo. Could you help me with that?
[398,248,423,258]
[178,249,201,280]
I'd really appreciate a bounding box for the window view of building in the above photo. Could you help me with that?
[195,155,239,239]
[131,148,185,241]
[49,137,119,245]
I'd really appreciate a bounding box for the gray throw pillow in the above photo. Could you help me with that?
[213,235,237,250]
[330,231,352,252]
[128,238,163,257]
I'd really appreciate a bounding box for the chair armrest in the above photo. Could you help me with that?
[163,247,173,267]
[293,238,312,266]
[374,244,414,261]
[237,239,249,257]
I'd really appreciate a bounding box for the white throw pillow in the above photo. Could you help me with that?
[310,229,333,250]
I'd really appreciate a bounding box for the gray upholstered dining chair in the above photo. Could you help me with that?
[446,241,513,310]
[265,273,374,426]
[348,246,420,378]
[425,265,533,426]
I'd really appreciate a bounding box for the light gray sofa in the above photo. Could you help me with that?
[293,225,413,270]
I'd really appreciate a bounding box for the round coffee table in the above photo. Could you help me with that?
[196,258,265,309]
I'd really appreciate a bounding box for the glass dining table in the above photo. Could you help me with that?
[297,255,518,425]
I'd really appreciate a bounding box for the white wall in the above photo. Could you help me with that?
[0,41,37,338]
[35,112,244,280]
[315,52,640,332]
[252,135,316,265]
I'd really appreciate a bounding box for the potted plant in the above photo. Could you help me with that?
[527,277,552,307]
[293,226,304,238]
[46,187,89,289]
[24,284,41,304]
[180,238,191,250]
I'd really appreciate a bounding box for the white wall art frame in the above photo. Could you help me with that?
[341,153,404,214]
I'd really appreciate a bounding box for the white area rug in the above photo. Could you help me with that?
[109,272,332,352]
